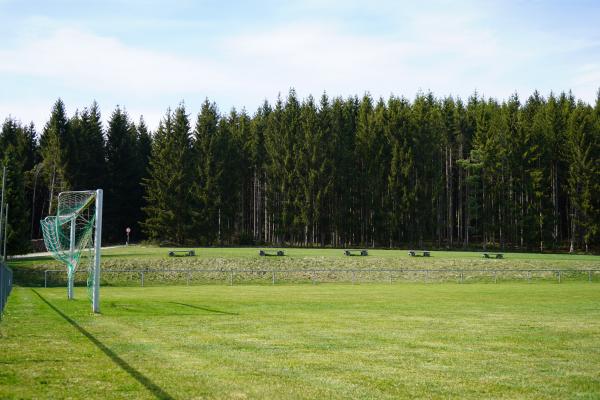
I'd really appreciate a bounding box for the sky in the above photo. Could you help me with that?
[0,0,599,132]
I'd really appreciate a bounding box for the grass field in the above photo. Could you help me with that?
[9,246,600,287]
[2,247,600,399]
[1,284,600,399]
[12,245,600,263]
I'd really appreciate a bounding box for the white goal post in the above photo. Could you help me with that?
[93,189,102,313]
[40,188,103,313]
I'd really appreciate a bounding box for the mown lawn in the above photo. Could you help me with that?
[1,283,599,399]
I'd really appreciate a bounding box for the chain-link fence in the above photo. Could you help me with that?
[1,261,13,319]
[41,268,600,287]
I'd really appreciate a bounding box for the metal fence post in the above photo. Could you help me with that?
[29,267,600,287]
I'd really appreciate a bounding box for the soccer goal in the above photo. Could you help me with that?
[40,189,103,313]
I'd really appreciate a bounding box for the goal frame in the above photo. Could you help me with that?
[92,189,102,313]
[46,189,103,313]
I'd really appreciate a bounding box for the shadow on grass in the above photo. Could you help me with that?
[168,302,238,315]
[31,289,175,400]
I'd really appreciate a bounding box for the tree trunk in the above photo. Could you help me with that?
[48,163,56,215]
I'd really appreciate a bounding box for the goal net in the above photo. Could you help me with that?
[40,190,103,312]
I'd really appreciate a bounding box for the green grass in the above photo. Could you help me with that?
[12,245,600,265]
[1,283,600,399]
[9,246,600,287]
[3,247,600,398]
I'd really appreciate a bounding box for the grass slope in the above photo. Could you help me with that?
[9,246,600,287]
[2,284,600,399]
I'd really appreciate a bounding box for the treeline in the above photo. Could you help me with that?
[0,100,151,253]
[1,89,599,253]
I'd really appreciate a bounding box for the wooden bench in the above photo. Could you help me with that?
[344,250,368,256]
[168,250,195,257]
[408,250,430,257]
[483,253,504,259]
[259,250,285,256]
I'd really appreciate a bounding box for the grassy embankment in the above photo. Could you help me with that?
[9,246,600,287]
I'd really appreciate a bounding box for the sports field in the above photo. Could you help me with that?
[2,247,600,399]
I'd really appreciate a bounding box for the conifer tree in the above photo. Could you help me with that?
[143,106,193,244]
[249,101,270,242]
[22,122,38,172]
[329,96,358,246]
[282,89,303,242]
[192,100,220,243]
[263,96,286,243]
[566,103,599,252]
[0,118,32,253]
[80,101,106,190]
[131,116,153,241]
[227,109,252,243]
[386,96,413,246]
[4,90,600,250]
[104,107,139,242]
[298,95,318,244]
[315,93,334,245]
[39,99,70,214]
[137,116,152,176]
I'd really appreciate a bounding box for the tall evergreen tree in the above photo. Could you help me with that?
[386,96,413,246]
[104,107,139,242]
[1,118,32,253]
[137,116,152,176]
[227,109,252,243]
[39,99,70,214]
[566,102,599,252]
[263,95,286,243]
[282,89,303,242]
[134,116,153,240]
[78,101,106,190]
[192,100,220,243]
[249,101,270,242]
[3,90,600,251]
[143,106,193,244]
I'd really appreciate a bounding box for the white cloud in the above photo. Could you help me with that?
[0,11,598,130]
[0,27,233,94]
[219,20,526,102]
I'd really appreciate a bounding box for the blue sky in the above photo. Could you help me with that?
[1,0,599,131]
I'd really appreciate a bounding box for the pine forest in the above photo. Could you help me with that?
[1,89,599,253]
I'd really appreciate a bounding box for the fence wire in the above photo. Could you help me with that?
[41,268,600,287]
[1,261,13,319]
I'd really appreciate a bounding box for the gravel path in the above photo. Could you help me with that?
[8,245,124,259]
